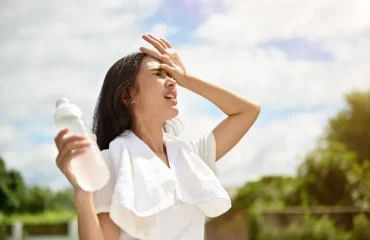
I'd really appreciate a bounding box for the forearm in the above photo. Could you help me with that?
[74,190,105,240]
[183,74,261,116]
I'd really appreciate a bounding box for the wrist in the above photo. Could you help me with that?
[180,72,194,89]
[74,188,93,203]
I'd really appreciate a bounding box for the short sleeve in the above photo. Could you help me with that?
[93,150,116,214]
[189,131,217,171]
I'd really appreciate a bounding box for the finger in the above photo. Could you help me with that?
[57,141,91,166]
[54,129,69,150]
[160,38,173,48]
[92,134,97,142]
[147,34,168,49]
[142,35,165,53]
[66,147,89,162]
[139,47,163,61]
[58,137,90,161]
[58,147,89,170]
[58,135,86,155]
[160,64,176,76]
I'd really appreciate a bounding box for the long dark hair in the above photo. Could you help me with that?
[92,52,181,150]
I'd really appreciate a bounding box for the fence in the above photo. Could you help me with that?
[4,212,248,240]
[205,209,249,240]
[262,207,370,230]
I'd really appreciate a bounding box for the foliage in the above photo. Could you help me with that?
[233,90,370,210]
[0,158,25,213]
[232,175,298,210]
[325,90,370,163]
[0,224,7,240]
[297,142,358,206]
[1,210,76,225]
[257,215,350,240]
[0,157,75,216]
[256,214,370,240]
[231,90,370,239]
[23,222,69,236]
[350,214,370,240]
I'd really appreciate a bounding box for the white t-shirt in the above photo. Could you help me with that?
[94,132,218,240]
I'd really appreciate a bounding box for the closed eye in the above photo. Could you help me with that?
[154,71,164,77]
[153,69,172,79]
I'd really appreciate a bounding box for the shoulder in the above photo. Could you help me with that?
[101,149,110,159]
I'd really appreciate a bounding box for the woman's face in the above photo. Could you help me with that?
[132,56,179,121]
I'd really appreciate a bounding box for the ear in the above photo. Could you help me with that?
[122,91,135,105]
[123,98,135,104]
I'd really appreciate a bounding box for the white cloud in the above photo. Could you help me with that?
[216,111,327,187]
[149,24,178,39]
[177,41,369,109]
[0,0,164,188]
[197,0,370,45]
[1,0,369,191]
[173,0,370,186]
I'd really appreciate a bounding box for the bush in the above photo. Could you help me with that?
[350,214,370,240]
[24,222,68,236]
[257,215,350,240]
[2,210,76,224]
[0,224,7,240]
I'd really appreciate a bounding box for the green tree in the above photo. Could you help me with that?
[350,214,370,240]
[232,176,298,211]
[325,90,370,163]
[51,188,75,211]
[297,142,358,206]
[296,90,370,207]
[0,157,25,213]
[0,156,76,215]
[21,186,54,213]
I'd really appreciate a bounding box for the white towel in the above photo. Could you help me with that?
[106,131,231,239]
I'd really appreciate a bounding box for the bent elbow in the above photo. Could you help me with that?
[255,103,261,114]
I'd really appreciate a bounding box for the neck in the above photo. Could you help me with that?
[134,117,166,155]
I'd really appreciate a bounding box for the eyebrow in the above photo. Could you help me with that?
[149,67,163,72]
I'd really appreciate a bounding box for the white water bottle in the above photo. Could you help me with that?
[54,98,110,192]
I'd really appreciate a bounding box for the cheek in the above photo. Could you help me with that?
[136,79,163,105]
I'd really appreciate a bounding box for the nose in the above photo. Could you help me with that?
[165,77,177,88]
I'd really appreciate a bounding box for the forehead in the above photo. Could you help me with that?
[141,57,161,71]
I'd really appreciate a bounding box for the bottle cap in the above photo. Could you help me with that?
[55,98,70,108]
[54,98,83,119]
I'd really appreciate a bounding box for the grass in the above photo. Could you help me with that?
[1,210,77,225]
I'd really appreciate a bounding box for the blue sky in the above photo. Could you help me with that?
[2,0,369,189]
[143,0,225,45]
[141,0,338,127]
[260,38,334,61]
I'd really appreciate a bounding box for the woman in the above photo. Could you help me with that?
[54,34,261,240]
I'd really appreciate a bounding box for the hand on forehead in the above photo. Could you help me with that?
[145,58,161,70]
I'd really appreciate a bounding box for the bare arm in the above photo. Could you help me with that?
[74,190,120,240]
[183,74,261,160]
[139,34,261,161]
[54,129,119,240]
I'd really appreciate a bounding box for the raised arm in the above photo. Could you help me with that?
[139,34,261,161]
[182,75,260,160]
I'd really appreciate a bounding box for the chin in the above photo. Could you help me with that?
[164,106,179,120]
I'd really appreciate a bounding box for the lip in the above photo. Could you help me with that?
[167,98,178,105]
[164,90,177,99]
[164,90,178,105]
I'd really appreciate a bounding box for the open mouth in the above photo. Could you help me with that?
[164,94,176,100]
[164,91,177,104]
[164,90,177,99]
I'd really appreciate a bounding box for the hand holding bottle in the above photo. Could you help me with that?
[54,129,92,190]
[54,98,110,192]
